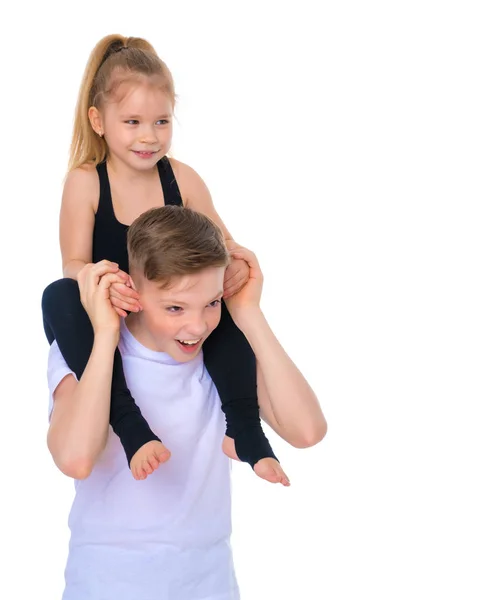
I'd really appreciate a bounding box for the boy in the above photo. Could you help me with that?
[47,205,327,599]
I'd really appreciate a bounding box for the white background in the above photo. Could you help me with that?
[1,1,478,598]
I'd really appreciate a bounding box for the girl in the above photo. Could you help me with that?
[42,33,281,482]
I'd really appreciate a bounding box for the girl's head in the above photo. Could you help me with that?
[69,34,176,172]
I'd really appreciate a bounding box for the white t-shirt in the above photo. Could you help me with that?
[47,320,239,600]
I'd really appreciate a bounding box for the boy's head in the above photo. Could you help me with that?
[126,206,230,362]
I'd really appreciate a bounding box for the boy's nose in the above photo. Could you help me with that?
[185,319,208,339]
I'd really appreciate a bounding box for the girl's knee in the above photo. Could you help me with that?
[42,278,80,311]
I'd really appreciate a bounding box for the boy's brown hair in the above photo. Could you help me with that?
[127,206,230,287]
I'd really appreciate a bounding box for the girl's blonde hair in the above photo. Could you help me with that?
[69,34,176,172]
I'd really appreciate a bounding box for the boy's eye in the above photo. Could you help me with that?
[166,306,182,313]
[208,299,221,308]
[156,119,169,125]
[126,120,139,125]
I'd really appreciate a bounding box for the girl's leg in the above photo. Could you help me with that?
[41,278,160,465]
[202,301,278,468]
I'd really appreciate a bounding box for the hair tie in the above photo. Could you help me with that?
[97,44,129,73]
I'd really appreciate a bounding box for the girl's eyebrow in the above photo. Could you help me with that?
[119,113,171,119]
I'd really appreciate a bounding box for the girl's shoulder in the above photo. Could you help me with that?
[167,157,209,208]
[65,161,99,184]
[62,162,100,213]
[166,157,231,239]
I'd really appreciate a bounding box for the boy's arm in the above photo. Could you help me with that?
[47,331,118,479]
[47,262,123,479]
[243,309,327,448]
[225,248,327,449]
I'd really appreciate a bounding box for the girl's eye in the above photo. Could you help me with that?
[166,306,182,313]
[156,119,169,125]
[208,299,221,308]
[126,120,139,125]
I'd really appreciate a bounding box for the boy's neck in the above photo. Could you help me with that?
[124,313,162,353]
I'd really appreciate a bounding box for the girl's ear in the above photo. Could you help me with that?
[88,106,104,136]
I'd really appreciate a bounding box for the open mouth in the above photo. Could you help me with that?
[133,150,158,158]
[175,338,202,353]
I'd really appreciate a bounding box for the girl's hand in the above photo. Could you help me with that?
[77,260,124,334]
[224,245,263,316]
[223,257,250,299]
[109,272,142,318]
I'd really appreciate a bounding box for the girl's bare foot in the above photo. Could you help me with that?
[130,440,171,481]
[222,435,290,486]
[222,435,240,461]
[254,457,290,486]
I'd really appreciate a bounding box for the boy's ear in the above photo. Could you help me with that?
[127,267,143,292]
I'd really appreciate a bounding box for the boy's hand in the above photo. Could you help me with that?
[77,260,123,334]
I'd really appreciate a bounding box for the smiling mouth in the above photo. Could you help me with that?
[177,339,201,346]
[133,150,159,156]
[175,338,202,353]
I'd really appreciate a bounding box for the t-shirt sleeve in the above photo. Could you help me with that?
[47,341,77,422]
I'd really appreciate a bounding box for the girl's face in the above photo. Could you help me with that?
[98,80,174,171]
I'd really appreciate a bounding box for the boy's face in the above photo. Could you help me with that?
[130,266,226,362]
